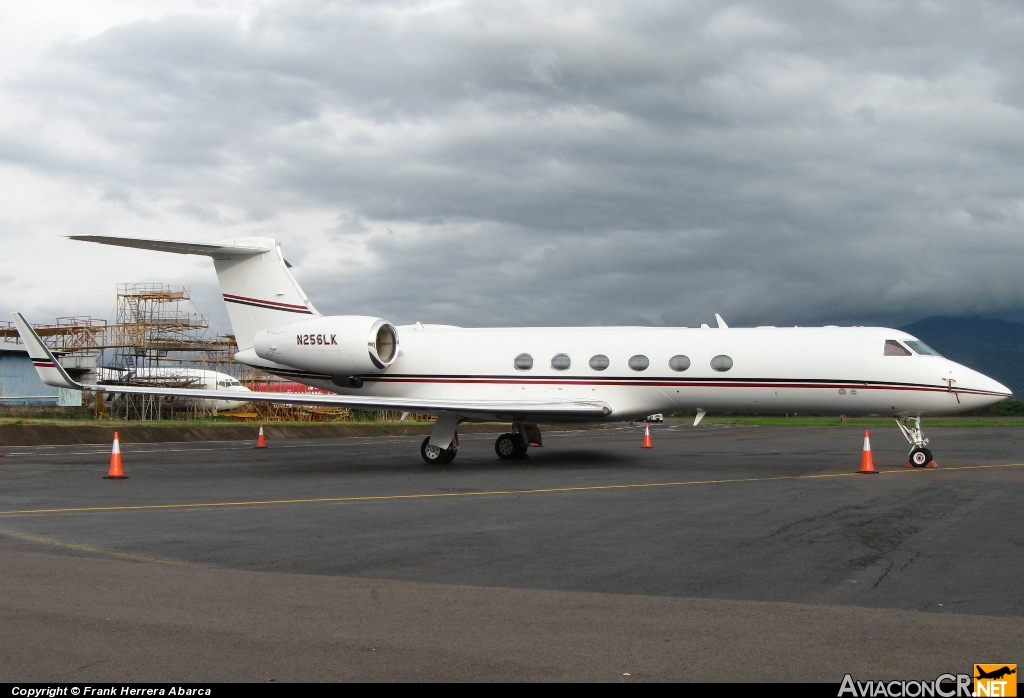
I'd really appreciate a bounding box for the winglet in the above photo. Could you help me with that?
[715,313,729,329]
[10,313,83,390]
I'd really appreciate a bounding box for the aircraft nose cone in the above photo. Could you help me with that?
[957,365,1012,397]
[990,378,1013,397]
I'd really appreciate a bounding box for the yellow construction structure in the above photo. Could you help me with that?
[0,284,411,422]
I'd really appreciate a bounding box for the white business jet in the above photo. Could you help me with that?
[97,367,253,412]
[13,235,1012,466]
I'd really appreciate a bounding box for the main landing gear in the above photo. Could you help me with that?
[421,411,460,464]
[495,423,542,461]
[418,419,543,463]
[421,434,458,464]
[895,416,937,468]
[495,432,527,460]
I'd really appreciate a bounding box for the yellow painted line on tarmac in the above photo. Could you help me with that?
[1,462,1022,518]
[0,528,191,566]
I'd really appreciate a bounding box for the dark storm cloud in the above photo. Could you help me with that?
[3,0,1024,328]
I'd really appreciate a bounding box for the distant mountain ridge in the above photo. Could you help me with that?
[899,316,1023,398]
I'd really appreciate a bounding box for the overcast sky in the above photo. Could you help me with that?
[2,0,1022,336]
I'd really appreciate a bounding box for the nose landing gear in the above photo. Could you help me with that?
[895,416,938,468]
[908,446,934,467]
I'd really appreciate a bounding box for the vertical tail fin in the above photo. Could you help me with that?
[69,236,319,350]
[209,238,320,349]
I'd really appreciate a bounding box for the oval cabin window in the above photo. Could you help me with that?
[551,354,571,371]
[668,355,690,372]
[589,354,610,371]
[628,355,650,371]
[710,355,733,372]
[514,353,534,370]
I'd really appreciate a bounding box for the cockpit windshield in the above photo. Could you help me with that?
[904,340,941,357]
[884,340,912,356]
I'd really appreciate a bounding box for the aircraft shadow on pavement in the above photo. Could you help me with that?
[422,450,632,471]
[248,448,633,476]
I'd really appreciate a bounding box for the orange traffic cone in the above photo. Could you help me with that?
[104,432,127,479]
[642,422,653,449]
[858,430,877,474]
[255,425,267,449]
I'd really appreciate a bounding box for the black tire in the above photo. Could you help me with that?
[909,446,933,467]
[495,433,519,460]
[512,436,528,459]
[495,433,528,460]
[421,436,446,464]
[439,446,457,464]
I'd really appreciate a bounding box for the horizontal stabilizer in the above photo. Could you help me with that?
[69,234,311,349]
[68,235,268,258]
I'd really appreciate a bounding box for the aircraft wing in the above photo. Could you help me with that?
[11,313,611,418]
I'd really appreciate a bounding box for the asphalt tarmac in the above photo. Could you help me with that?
[1,423,1021,681]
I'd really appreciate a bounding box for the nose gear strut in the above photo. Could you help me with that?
[894,416,938,468]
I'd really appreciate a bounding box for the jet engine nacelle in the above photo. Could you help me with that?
[253,315,399,378]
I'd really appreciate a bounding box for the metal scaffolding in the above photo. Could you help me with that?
[0,284,410,422]
[0,316,109,353]
[0,286,239,420]
[106,284,237,420]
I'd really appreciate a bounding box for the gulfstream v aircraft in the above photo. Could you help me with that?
[14,235,1012,465]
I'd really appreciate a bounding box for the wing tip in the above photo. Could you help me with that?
[10,313,82,390]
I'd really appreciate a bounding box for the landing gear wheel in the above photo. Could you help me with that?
[421,437,457,464]
[909,446,933,467]
[495,433,517,460]
[495,433,527,460]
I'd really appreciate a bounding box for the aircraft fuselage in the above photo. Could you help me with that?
[239,323,1010,421]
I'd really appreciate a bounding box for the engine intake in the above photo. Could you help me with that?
[253,315,399,377]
